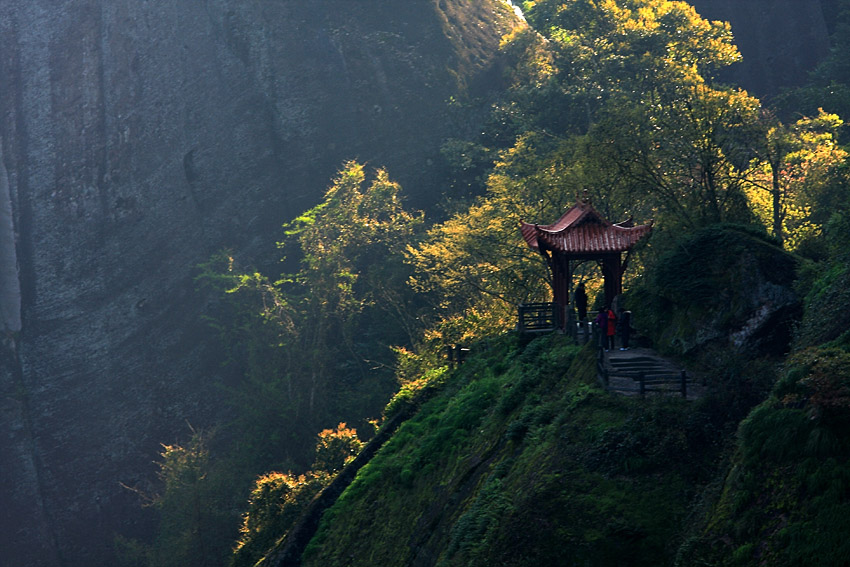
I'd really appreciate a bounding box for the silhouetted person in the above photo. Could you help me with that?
[575,282,588,321]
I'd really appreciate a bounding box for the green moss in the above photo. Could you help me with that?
[738,406,811,464]
[628,223,799,358]
[685,348,850,566]
[795,262,850,348]
[299,333,719,567]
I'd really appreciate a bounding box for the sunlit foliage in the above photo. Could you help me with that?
[588,84,761,228]
[157,163,424,566]
[312,422,364,473]
[117,427,238,567]
[195,162,424,473]
[407,133,575,344]
[513,0,741,132]
[744,109,847,249]
[408,0,756,347]
[233,470,330,565]
[231,422,364,567]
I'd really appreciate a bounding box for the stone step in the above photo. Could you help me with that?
[599,346,702,400]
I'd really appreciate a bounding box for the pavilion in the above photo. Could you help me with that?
[519,196,653,330]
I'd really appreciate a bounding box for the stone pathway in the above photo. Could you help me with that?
[598,346,704,400]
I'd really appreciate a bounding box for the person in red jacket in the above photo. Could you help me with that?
[606,306,617,351]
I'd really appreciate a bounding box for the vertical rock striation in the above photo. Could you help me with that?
[0,1,519,565]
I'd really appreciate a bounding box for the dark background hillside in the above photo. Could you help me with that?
[0,1,835,566]
[690,0,831,96]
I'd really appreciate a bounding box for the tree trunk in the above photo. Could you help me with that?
[771,162,784,247]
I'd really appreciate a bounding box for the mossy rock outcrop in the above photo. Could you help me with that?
[629,224,801,360]
[680,346,850,566]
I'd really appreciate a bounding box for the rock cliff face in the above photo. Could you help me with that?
[689,0,831,96]
[0,2,519,566]
[637,226,802,362]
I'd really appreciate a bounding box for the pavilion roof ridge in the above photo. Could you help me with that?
[519,198,652,254]
[539,199,607,233]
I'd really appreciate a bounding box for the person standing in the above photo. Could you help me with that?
[594,308,608,351]
[606,306,617,351]
[574,282,588,321]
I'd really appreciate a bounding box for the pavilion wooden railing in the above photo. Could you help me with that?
[517,303,598,344]
[445,344,470,365]
[517,302,560,333]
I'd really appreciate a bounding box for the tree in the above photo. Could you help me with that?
[231,471,330,567]
[513,0,741,133]
[278,161,424,418]
[407,133,575,345]
[408,0,756,346]
[311,422,364,474]
[745,109,847,249]
[588,84,762,229]
[508,0,759,229]
[231,424,364,567]
[195,253,309,470]
[140,163,425,567]
[117,427,239,567]
[196,161,424,471]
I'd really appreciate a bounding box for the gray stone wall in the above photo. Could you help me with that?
[0,2,516,565]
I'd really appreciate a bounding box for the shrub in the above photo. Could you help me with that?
[780,348,850,431]
[312,423,363,474]
[231,470,330,567]
[384,366,449,419]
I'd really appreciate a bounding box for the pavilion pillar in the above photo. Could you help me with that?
[551,252,571,329]
[601,253,623,308]
[520,200,652,332]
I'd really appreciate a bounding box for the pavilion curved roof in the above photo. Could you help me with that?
[520,199,652,255]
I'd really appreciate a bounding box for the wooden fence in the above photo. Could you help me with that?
[517,302,560,333]
[517,303,600,347]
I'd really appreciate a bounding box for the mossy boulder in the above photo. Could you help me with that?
[630,224,802,360]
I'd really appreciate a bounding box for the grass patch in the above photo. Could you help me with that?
[301,333,720,567]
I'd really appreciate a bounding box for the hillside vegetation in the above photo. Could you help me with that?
[302,334,716,567]
[124,1,850,565]
[255,223,849,567]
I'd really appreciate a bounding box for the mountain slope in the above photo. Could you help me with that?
[258,224,810,567]
[292,335,723,567]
